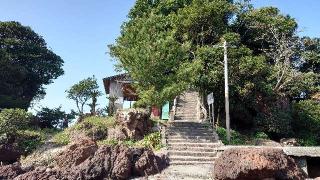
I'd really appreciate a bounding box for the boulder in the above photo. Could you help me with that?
[214,148,307,180]
[133,149,167,176]
[280,138,299,146]
[107,127,127,141]
[253,139,281,147]
[10,141,167,179]
[14,167,63,180]
[0,162,25,179]
[116,109,152,140]
[54,138,98,168]
[62,145,133,180]
[0,144,22,164]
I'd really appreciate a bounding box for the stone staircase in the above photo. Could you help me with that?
[167,121,221,166]
[174,91,199,121]
[161,90,223,179]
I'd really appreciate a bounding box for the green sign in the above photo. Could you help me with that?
[161,102,170,120]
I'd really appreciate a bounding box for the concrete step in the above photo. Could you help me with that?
[167,139,215,143]
[167,129,214,133]
[175,112,198,115]
[168,150,217,157]
[174,116,197,120]
[167,142,222,148]
[169,161,214,166]
[169,156,217,162]
[167,146,218,152]
[168,126,212,130]
[167,135,214,139]
[166,133,216,137]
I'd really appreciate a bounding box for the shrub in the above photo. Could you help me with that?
[293,100,320,145]
[254,108,293,139]
[255,132,269,139]
[52,130,71,145]
[137,132,163,150]
[216,127,247,145]
[74,116,116,140]
[15,128,59,154]
[0,108,31,141]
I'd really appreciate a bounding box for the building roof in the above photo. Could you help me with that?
[103,73,138,101]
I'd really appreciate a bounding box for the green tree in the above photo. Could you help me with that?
[66,76,101,116]
[36,107,76,129]
[110,0,319,134]
[0,108,31,143]
[0,21,64,109]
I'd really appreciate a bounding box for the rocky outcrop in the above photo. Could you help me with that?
[54,138,98,168]
[107,126,127,141]
[0,162,25,179]
[0,144,22,164]
[280,138,299,146]
[253,139,281,146]
[14,167,63,180]
[116,109,152,140]
[2,139,167,180]
[214,148,307,180]
[133,149,167,176]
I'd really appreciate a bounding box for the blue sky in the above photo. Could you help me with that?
[0,0,319,113]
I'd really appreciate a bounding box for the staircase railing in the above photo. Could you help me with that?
[169,96,178,121]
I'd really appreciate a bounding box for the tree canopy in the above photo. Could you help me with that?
[0,21,64,109]
[110,0,320,136]
[66,76,101,116]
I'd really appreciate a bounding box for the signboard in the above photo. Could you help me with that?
[207,93,214,105]
[161,102,170,120]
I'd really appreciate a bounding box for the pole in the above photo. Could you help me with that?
[223,40,231,143]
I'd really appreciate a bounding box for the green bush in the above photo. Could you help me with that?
[293,100,320,145]
[138,132,163,150]
[53,130,71,145]
[0,108,31,141]
[255,132,269,139]
[74,116,116,140]
[216,127,247,145]
[15,128,58,154]
[254,108,293,139]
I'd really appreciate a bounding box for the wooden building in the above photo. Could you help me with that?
[103,73,138,113]
[103,73,170,119]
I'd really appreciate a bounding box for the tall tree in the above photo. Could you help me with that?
[110,0,319,131]
[0,21,64,109]
[66,76,101,116]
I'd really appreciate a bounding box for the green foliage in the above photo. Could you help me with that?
[255,108,293,138]
[97,139,118,146]
[36,106,76,129]
[66,76,101,115]
[52,129,71,145]
[16,129,58,154]
[0,108,31,141]
[138,132,163,150]
[98,132,163,151]
[298,135,318,146]
[110,1,320,139]
[293,100,320,145]
[74,116,116,141]
[0,21,64,109]
[217,127,246,145]
[110,0,234,106]
[254,132,269,139]
[217,127,271,145]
